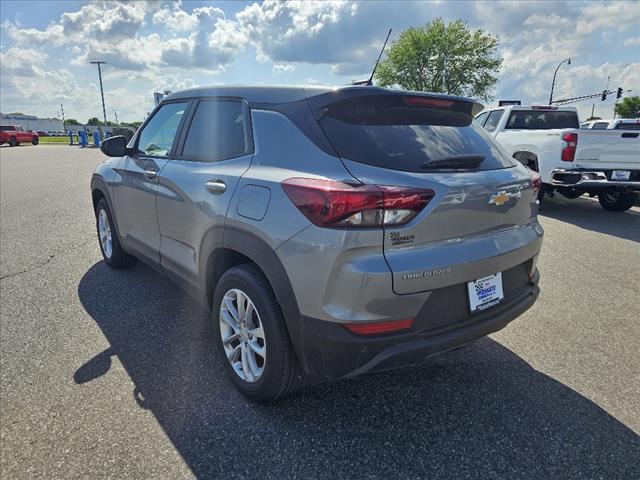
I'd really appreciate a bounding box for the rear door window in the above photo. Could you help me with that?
[505,110,579,130]
[180,99,252,161]
[316,95,515,173]
[614,122,640,130]
[483,110,504,132]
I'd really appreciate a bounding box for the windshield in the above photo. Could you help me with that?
[317,95,516,172]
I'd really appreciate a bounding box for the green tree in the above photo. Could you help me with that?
[86,117,101,126]
[375,18,502,100]
[614,96,640,118]
[65,118,81,125]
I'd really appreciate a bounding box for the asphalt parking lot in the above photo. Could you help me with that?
[1,145,639,479]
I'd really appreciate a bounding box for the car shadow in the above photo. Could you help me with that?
[77,261,639,479]
[539,194,640,243]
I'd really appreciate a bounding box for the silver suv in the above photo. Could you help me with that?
[92,86,543,401]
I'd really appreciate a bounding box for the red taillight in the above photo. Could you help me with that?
[561,132,578,162]
[528,169,542,195]
[344,318,414,335]
[403,96,455,108]
[281,178,434,228]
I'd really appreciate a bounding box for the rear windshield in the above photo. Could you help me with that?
[505,110,579,130]
[317,95,516,172]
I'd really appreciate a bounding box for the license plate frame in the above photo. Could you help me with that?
[467,273,504,312]
[611,170,631,181]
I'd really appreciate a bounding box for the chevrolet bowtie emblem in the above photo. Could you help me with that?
[489,190,516,206]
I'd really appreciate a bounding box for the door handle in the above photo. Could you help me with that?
[143,170,158,180]
[205,179,227,194]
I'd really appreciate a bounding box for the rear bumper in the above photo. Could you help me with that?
[297,269,540,379]
[550,168,640,191]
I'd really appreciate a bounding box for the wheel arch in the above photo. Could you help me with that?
[200,227,305,363]
[513,150,539,171]
[90,175,124,245]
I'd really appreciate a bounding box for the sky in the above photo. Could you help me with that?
[1,0,639,123]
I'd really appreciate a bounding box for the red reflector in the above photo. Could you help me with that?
[561,132,578,162]
[344,318,414,335]
[282,178,434,228]
[403,96,455,108]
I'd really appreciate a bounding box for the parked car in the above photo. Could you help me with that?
[92,86,543,401]
[36,130,51,137]
[0,125,39,146]
[581,118,640,130]
[475,105,640,211]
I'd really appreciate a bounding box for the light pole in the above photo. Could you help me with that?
[549,58,571,105]
[90,61,108,135]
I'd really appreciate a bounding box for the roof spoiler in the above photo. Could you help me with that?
[306,87,484,117]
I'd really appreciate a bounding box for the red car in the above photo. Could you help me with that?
[0,125,39,146]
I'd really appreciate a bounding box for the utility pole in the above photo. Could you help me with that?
[90,61,108,136]
[590,104,595,119]
[60,104,66,132]
[443,54,448,93]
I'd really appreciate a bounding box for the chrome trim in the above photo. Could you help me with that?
[550,169,640,188]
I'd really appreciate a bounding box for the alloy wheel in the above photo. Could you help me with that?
[98,209,113,259]
[219,288,266,383]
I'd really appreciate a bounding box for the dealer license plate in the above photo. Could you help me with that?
[467,273,504,312]
[611,170,631,181]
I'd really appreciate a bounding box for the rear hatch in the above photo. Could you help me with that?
[308,88,542,295]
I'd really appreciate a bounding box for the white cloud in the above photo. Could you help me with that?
[623,37,640,47]
[272,64,295,76]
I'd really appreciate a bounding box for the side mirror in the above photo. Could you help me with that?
[100,135,129,157]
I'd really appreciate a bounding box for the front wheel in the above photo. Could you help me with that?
[598,191,638,212]
[95,198,136,268]
[213,264,305,402]
[32,136,39,145]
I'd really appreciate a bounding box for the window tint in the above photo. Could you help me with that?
[137,102,188,156]
[317,95,515,173]
[474,112,489,126]
[483,110,504,132]
[0,126,13,131]
[591,122,609,130]
[505,110,579,130]
[614,122,640,130]
[181,99,250,161]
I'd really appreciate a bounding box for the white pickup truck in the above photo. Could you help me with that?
[475,105,640,211]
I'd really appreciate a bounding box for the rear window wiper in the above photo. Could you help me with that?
[421,154,485,170]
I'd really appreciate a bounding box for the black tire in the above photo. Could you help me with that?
[9,136,17,147]
[213,264,305,402]
[95,198,136,269]
[32,136,39,145]
[597,191,638,212]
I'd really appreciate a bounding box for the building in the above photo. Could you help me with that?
[0,113,64,132]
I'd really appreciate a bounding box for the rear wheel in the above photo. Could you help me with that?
[9,136,17,147]
[598,191,638,212]
[32,136,39,145]
[95,198,136,268]
[213,264,305,402]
